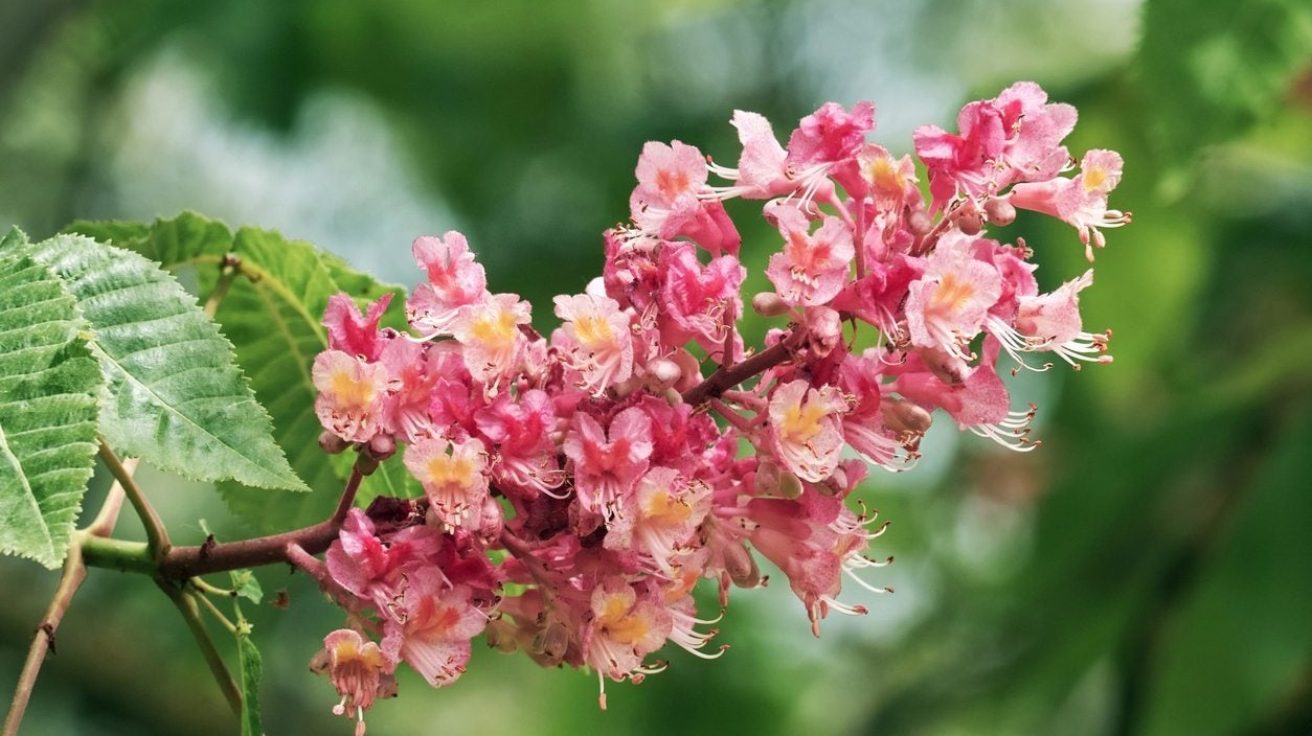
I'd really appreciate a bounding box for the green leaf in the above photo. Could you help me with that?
[1139,0,1312,167]
[0,252,103,568]
[229,569,264,605]
[66,211,232,270]
[235,618,263,736]
[1142,413,1312,736]
[21,234,306,492]
[72,213,416,530]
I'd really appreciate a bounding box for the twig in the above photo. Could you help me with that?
[98,440,170,560]
[202,255,240,318]
[2,544,87,736]
[83,464,368,580]
[681,328,804,406]
[158,581,241,716]
[85,457,136,538]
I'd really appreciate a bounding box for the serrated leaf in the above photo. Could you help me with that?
[0,252,103,568]
[23,234,306,492]
[235,620,263,736]
[71,213,418,530]
[66,211,232,270]
[229,569,264,604]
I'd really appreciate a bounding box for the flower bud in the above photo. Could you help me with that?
[531,621,570,667]
[484,618,520,653]
[318,431,349,454]
[366,434,396,461]
[669,348,703,393]
[751,291,790,317]
[984,196,1016,226]
[953,203,983,235]
[882,397,933,435]
[804,306,842,358]
[920,346,969,385]
[724,542,762,588]
[647,358,682,390]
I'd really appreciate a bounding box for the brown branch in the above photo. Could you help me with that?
[2,544,87,736]
[681,328,803,406]
[152,467,364,580]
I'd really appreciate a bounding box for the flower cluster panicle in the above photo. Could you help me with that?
[307,81,1129,730]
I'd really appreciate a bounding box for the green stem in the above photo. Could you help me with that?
[80,536,154,575]
[191,589,238,634]
[158,581,241,716]
[98,440,170,560]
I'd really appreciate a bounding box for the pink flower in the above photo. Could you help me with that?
[764,202,854,307]
[553,293,635,395]
[583,577,672,703]
[605,466,711,574]
[991,269,1111,368]
[406,232,489,335]
[384,569,489,687]
[658,243,745,351]
[312,350,390,443]
[786,100,876,170]
[768,379,849,483]
[707,110,792,200]
[315,628,396,735]
[914,82,1075,204]
[377,338,439,441]
[830,255,923,336]
[629,141,741,256]
[451,293,532,387]
[403,437,491,527]
[904,231,1003,360]
[326,508,442,603]
[475,389,565,496]
[324,293,393,361]
[833,143,920,212]
[837,350,915,471]
[563,408,653,516]
[1009,149,1130,260]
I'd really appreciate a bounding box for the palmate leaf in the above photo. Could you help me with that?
[14,234,306,492]
[0,243,103,568]
[70,214,420,532]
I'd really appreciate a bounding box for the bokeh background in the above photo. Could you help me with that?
[1,1,1310,734]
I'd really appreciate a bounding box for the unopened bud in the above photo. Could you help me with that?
[921,346,968,385]
[882,397,933,435]
[670,349,703,393]
[724,542,762,588]
[355,454,380,476]
[647,358,682,389]
[804,306,842,358]
[752,292,790,317]
[367,434,396,461]
[953,203,983,235]
[318,431,349,454]
[984,197,1016,226]
[778,470,803,500]
[484,618,520,654]
[532,621,570,666]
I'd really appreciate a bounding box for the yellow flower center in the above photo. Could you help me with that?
[329,369,376,410]
[573,313,614,349]
[426,454,477,490]
[780,401,828,443]
[596,593,653,646]
[470,307,517,350]
[640,487,691,526]
[929,272,976,315]
[1082,166,1108,193]
[868,155,904,196]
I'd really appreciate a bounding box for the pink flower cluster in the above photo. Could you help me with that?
[306,81,1128,731]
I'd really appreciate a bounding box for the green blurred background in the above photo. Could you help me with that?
[1,0,1310,734]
